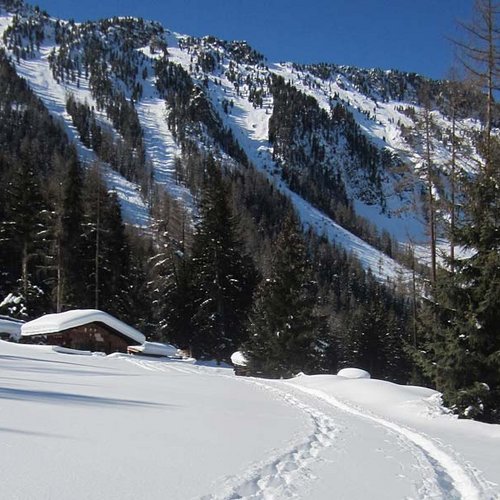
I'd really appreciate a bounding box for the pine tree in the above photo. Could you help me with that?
[122,228,154,334]
[60,150,86,309]
[99,191,131,319]
[244,212,321,378]
[414,0,500,422]
[1,157,49,317]
[161,255,196,350]
[45,149,86,311]
[81,165,130,317]
[416,133,500,422]
[335,280,410,382]
[189,157,257,361]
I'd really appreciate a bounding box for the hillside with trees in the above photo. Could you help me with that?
[0,0,498,424]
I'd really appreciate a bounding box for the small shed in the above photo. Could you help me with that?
[21,309,145,354]
[0,315,24,342]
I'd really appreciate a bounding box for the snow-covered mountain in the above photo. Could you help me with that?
[0,0,491,281]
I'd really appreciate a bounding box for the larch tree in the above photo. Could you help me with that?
[455,0,499,173]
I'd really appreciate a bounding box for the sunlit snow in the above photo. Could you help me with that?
[1,341,498,499]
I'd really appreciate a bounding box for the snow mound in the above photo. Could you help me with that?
[52,346,93,356]
[128,341,181,357]
[337,368,371,379]
[230,351,248,367]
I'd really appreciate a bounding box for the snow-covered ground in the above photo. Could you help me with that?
[1,340,499,499]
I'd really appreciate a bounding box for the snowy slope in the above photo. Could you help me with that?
[1,341,499,499]
[270,62,488,248]
[166,35,410,282]
[0,12,151,228]
[135,46,197,218]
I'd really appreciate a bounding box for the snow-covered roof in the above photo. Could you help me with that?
[128,341,180,357]
[0,316,24,340]
[21,310,145,344]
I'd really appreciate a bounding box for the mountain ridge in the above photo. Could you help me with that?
[0,0,492,282]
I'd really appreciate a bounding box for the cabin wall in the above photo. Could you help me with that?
[22,323,130,354]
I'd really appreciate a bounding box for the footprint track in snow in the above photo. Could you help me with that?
[201,381,340,500]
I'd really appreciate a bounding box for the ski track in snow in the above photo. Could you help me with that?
[284,382,494,500]
[125,357,494,500]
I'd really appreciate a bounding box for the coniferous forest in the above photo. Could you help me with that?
[0,0,498,424]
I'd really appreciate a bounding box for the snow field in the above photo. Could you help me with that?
[0,342,308,500]
[1,342,499,500]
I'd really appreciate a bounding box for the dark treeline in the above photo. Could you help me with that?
[148,151,412,381]
[0,48,146,326]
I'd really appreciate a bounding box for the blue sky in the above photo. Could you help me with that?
[32,0,473,79]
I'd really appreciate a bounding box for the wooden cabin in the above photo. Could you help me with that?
[21,310,145,354]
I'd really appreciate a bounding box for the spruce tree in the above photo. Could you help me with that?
[60,150,86,309]
[414,0,500,422]
[189,157,256,361]
[162,255,196,350]
[1,157,49,317]
[244,212,321,377]
[149,220,191,345]
[416,138,500,422]
[81,165,130,317]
